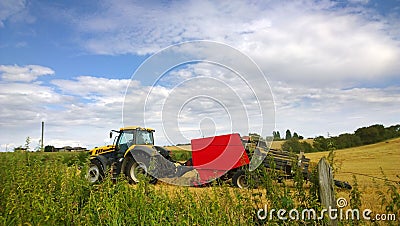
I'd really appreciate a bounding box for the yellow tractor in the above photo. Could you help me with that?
[87,126,185,184]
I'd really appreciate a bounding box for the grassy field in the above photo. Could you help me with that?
[0,139,399,225]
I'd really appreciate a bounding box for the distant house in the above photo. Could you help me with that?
[54,146,87,152]
[14,147,28,152]
[72,147,87,152]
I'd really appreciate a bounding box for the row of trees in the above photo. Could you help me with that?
[279,124,400,153]
[273,129,303,140]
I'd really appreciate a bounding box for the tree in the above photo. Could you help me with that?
[313,136,329,152]
[24,136,31,152]
[293,132,299,139]
[273,131,281,140]
[385,124,400,139]
[44,145,55,152]
[332,133,361,149]
[282,138,301,153]
[282,138,314,153]
[355,124,385,145]
[285,129,292,140]
[249,133,263,141]
[300,141,313,153]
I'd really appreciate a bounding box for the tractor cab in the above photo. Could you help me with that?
[89,126,155,157]
[112,126,155,156]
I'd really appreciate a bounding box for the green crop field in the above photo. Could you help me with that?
[1,139,399,225]
[0,151,267,225]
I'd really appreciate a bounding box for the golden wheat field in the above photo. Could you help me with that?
[305,137,400,213]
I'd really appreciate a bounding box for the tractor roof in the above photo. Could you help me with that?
[120,126,155,132]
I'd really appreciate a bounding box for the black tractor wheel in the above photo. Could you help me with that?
[125,154,157,184]
[232,170,250,188]
[87,160,104,183]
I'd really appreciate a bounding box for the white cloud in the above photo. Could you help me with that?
[0,82,66,126]
[271,82,400,137]
[0,64,54,82]
[347,0,370,4]
[0,0,34,27]
[51,75,131,99]
[0,0,25,27]
[120,59,275,145]
[66,0,400,88]
[0,70,129,150]
[72,0,262,55]
[1,63,399,151]
[236,3,400,87]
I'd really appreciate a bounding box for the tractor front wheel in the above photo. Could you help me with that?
[87,160,104,183]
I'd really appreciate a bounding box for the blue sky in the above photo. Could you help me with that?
[0,0,400,151]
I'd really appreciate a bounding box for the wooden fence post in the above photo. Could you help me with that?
[318,157,337,226]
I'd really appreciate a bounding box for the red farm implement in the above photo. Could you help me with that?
[185,133,310,188]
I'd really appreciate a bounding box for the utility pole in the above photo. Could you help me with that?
[41,121,44,152]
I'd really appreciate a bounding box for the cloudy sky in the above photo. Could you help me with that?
[1,0,399,151]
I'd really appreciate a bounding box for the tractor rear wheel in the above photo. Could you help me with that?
[87,160,104,183]
[125,155,157,184]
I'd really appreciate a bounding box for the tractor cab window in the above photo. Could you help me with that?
[117,130,134,153]
[136,130,154,145]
